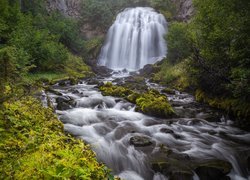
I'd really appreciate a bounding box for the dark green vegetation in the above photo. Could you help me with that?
[0,0,106,179]
[0,97,109,179]
[100,82,174,118]
[154,0,250,129]
[1,0,249,178]
[0,0,91,104]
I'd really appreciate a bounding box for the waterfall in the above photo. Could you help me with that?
[98,7,167,71]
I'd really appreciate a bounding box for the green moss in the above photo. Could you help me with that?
[135,90,175,118]
[100,83,174,118]
[100,82,133,97]
[127,92,141,104]
[0,97,110,179]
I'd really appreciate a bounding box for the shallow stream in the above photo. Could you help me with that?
[45,73,250,180]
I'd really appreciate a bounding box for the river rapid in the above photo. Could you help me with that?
[43,72,250,180]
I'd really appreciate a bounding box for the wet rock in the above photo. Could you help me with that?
[247,156,250,171]
[139,64,160,77]
[194,160,232,180]
[152,160,193,180]
[130,136,153,147]
[162,88,176,95]
[72,89,80,94]
[143,119,161,126]
[56,96,75,110]
[169,172,193,180]
[160,128,183,139]
[122,68,128,73]
[160,128,174,134]
[113,125,138,140]
[86,78,99,85]
[92,65,112,77]
[45,87,63,96]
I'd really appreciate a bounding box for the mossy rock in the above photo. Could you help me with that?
[135,90,175,118]
[99,82,133,98]
[99,83,174,118]
[126,92,141,104]
[130,135,154,147]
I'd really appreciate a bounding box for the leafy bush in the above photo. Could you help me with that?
[166,22,192,64]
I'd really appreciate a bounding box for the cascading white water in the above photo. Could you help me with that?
[98,7,167,70]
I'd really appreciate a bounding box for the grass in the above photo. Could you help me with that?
[152,59,190,91]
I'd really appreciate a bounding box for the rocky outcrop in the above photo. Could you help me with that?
[46,0,81,18]
[46,0,105,39]
[173,0,194,21]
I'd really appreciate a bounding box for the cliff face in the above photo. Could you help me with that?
[46,0,105,39]
[173,0,194,21]
[46,0,81,18]
[45,0,194,38]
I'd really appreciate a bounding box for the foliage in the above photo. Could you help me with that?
[34,12,85,53]
[84,37,104,59]
[190,0,250,98]
[152,59,191,91]
[0,97,110,179]
[195,89,250,130]
[149,0,176,20]
[80,0,114,30]
[166,22,192,64]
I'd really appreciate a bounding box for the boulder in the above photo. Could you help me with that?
[194,160,232,180]
[248,156,250,171]
[130,136,153,147]
[152,160,193,180]
[160,128,174,134]
[45,87,63,96]
[56,96,75,110]
[162,88,176,95]
[139,64,160,77]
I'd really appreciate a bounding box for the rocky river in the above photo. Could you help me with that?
[42,71,250,180]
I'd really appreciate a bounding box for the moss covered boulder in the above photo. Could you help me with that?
[100,83,175,118]
[99,82,133,97]
[135,90,175,118]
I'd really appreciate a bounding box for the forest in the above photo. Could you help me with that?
[0,0,249,179]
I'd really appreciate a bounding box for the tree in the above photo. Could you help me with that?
[166,22,191,64]
[190,0,250,98]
